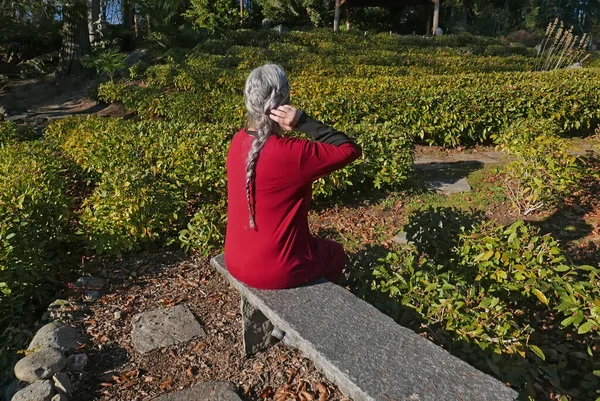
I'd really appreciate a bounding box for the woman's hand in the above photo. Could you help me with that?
[269,105,302,131]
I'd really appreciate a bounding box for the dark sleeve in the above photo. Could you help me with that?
[294,112,356,147]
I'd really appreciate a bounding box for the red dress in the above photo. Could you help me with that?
[224,128,361,289]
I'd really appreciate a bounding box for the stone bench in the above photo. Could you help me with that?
[210,254,518,401]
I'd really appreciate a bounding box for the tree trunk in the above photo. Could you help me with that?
[425,0,431,35]
[60,0,91,76]
[240,0,244,25]
[88,0,100,43]
[122,0,135,30]
[432,0,440,35]
[121,0,135,50]
[346,7,350,31]
[334,0,340,32]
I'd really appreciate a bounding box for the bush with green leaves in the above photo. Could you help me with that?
[0,142,73,375]
[179,203,226,255]
[81,48,127,81]
[366,217,599,400]
[0,122,37,146]
[79,167,186,256]
[495,119,585,215]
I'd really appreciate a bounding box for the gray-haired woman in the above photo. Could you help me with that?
[224,64,361,289]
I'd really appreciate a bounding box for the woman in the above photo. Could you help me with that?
[224,64,361,290]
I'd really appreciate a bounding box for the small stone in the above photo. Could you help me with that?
[113,311,122,320]
[27,322,78,353]
[51,395,68,401]
[52,372,72,395]
[84,290,102,300]
[66,354,88,373]
[273,25,289,35]
[11,380,55,401]
[4,379,26,401]
[394,231,408,245]
[14,348,66,382]
[131,304,206,354]
[47,300,77,322]
[74,277,105,290]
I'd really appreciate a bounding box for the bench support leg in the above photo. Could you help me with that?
[241,296,275,356]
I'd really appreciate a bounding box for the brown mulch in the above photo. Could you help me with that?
[68,251,348,401]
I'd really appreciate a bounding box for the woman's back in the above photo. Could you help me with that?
[225,128,360,289]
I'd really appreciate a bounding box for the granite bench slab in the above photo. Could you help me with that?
[210,254,518,401]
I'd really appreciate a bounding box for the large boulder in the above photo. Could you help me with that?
[27,322,78,354]
[14,348,66,383]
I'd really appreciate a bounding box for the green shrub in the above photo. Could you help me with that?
[496,119,585,215]
[81,48,127,81]
[178,203,226,255]
[79,167,186,256]
[367,219,599,400]
[0,122,37,146]
[0,142,73,375]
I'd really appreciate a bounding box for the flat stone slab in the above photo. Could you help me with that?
[131,304,206,354]
[211,254,518,401]
[28,322,78,353]
[428,177,471,195]
[152,382,242,401]
[14,348,66,383]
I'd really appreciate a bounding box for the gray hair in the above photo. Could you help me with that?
[244,63,290,229]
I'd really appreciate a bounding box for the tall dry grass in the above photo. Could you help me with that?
[535,18,591,71]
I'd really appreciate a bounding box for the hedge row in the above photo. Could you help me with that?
[100,66,600,147]
[46,114,414,256]
[0,140,73,372]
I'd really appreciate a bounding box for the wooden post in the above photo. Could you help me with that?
[334,0,340,32]
[240,0,244,25]
[432,0,440,35]
[346,7,350,31]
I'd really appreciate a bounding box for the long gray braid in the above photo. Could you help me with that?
[244,64,290,229]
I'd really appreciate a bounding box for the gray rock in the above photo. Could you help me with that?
[14,348,67,382]
[84,290,102,300]
[131,304,206,354]
[52,372,72,395]
[434,27,444,36]
[152,382,242,401]
[393,231,409,245]
[27,322,78,353]
[428,177,471,195]
[4,379,26,401]
[74,277,105,290]
[567,62,583,69]
[211,254,518,401]
[261,18,272,29]
[51,395,68,401]
[46,300,77,322]
[11,380,55,401]
[273,25,289,35]
[66,354,87,373]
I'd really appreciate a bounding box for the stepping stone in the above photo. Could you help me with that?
[428,177,471,195]
[28,322,79,353]
[131,304,206,354]
[152,382,242,401]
